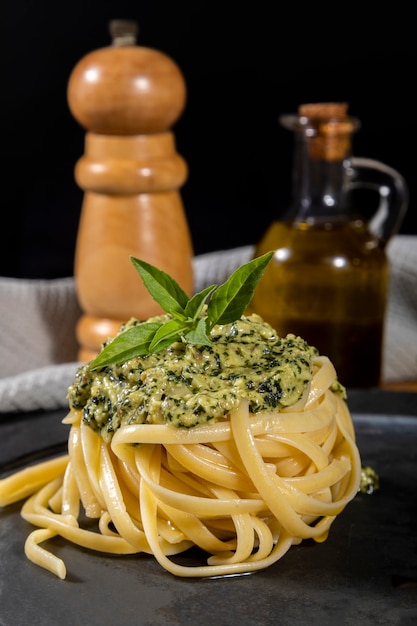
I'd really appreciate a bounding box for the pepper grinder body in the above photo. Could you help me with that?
[67,22,193,361]
[248,103,408,388]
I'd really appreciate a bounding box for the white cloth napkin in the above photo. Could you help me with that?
[0,237,415,413]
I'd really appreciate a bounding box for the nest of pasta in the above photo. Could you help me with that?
[0,345,361,579]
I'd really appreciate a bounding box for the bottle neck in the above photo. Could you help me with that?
[291,137,352,221]
[281,113,360,225]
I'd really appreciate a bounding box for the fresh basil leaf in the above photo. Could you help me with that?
[184,284,217,319]
[89,322,162,369]
[130,256,189,318]
[88,251,273,369]
[148,318,186,352]
[206,251,274,327]
[184,318,213,346]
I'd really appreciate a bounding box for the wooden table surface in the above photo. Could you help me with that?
[382,380,417,393]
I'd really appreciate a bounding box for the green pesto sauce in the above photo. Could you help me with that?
[67,313,318,443]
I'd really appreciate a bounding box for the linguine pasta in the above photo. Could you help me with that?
[0,354,361,579]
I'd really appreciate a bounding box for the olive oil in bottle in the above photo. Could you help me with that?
[248,103,408,388]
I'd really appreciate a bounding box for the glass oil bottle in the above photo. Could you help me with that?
[248,102,408,388]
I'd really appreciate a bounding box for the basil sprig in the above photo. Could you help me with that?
[89,251,273,369]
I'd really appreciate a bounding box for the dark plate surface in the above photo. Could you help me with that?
[1,391,416,626]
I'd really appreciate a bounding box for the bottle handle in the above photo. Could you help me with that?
[349,157,409,245]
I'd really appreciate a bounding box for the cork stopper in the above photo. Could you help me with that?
[298,102,356,160]
[298,102,349,118]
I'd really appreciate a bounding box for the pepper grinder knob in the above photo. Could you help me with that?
[67,20,194,361]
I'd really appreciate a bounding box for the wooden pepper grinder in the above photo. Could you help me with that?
[67,19,193,361]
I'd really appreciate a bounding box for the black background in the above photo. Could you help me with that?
[5,1,415,278]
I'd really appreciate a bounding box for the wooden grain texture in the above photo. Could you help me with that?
[67,34,193,358]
